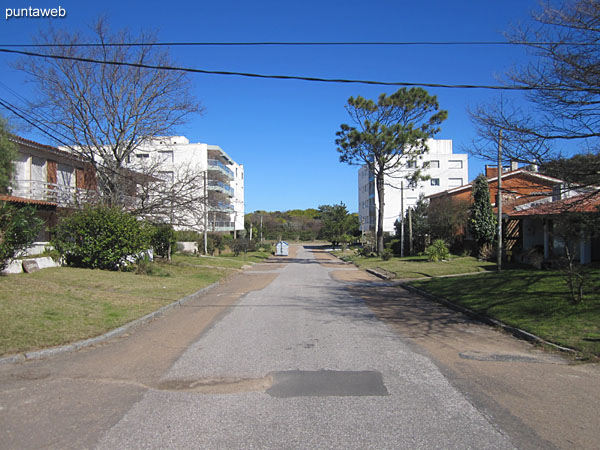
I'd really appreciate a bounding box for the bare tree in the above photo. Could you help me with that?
[16,18,201,206]
[469,0,600,187]
[133,158,208,231]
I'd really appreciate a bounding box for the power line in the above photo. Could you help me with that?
[0,40,597,47]
[0,47,555,91]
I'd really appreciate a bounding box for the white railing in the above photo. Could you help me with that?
[11,180,98,207]
[208,159,234,179]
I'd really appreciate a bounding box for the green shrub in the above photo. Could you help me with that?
[151,223,177,258]
[256,240,273,252]
[51,205,150,270]
[174,229,202,242]
[425,239,450,262]
[381,249,393,261]
[0,203,43,270]
[231,239,256,256]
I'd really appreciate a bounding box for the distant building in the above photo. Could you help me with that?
[132,136,244,233]
[358,139,468,233]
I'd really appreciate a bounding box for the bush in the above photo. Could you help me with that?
[381,249,393,261]
[231,239,256,256]
[151,223,177,258]
[425,239,450,262]
[478,242,496,261]
[51,205,151,270]
[256,240,273,252]
[0,203,43,271]
[175,229,202,242]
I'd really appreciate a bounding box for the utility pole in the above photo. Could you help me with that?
[249,221,253,240]
[400,181,405,257]
[233,211,237,239]
[497,129,503,273]
[203,171,208,255]
[408,206,413,256]
[260,215,263,242]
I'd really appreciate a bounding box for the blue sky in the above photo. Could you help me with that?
[0,0,540,213]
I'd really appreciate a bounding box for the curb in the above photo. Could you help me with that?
[401,282,578,355]
[365,268,392,280]
[0,281,221,366]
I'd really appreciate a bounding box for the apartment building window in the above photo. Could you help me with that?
[430,178,440,186]
[136,153,150,159]
[158,150,173,163]
[407,160,417,169]
[426,160,440,169]
[448,160,463,169]
[448,178,463,188]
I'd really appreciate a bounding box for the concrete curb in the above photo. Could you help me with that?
[0,281,221,366]
[401,282,578,355]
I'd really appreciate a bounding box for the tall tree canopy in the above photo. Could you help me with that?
[317,202,358,249]
[336,87,447,254]
[16,19,201,206]
[0,117,17,194]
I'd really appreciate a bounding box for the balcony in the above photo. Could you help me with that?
[208,159,234,180]
[210,202,234,213]
[10,180,99,208]
[207,221,235,232]
[207,180,234,197]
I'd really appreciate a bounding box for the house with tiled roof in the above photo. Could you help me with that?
[1,135,99,253]
[510,190,600,263]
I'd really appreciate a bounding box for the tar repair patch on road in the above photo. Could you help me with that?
[266,370,389,398]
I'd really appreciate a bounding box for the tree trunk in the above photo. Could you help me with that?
[376,171,385,255]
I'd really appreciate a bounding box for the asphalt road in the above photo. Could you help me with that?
[94,246,514,449]
[6,246,594,449]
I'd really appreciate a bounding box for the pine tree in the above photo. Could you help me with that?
[469,175,496,247]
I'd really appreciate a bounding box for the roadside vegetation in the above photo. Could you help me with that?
[409,267,600,358]
[0,251,269,357]
[333,248,495,279]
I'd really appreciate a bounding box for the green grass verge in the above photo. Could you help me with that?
[408,267,600,358]
[332,249,496,278]
[171,251,272,269]
[0,252,269,356]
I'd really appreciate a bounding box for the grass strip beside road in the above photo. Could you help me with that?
[332,250,496,279]
[408,268,600,358]
[0,252,269,357]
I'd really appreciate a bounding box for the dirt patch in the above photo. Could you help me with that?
[158,375,272,394]
[329,269,379,283]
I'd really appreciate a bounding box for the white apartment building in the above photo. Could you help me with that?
[133,136,244,233]
[358,139,468,233]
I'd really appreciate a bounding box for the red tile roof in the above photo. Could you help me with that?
[510,191,600,217]
[0,194,57,207]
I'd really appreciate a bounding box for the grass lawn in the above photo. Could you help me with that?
[332,249,496,279]
[0,252,269,357]
[409,267,600,358]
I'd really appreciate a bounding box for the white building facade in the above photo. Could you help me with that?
[358,139,468,233]
[134,136,244,233]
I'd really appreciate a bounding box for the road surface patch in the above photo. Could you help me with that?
[266,370,389,398]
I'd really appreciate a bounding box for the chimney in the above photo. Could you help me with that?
[485,164,498,178]
[510,160,519,171]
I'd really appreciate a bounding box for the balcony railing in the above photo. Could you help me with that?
[210,202,234,212]
[10,180,140,210]
[11,180,98,208]
[208,221,235,232]
[208,159,234,179]
[207,180,234,197]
